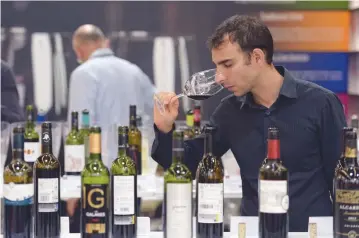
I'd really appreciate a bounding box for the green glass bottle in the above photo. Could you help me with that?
[81,126,109,238]
[192,105,202,136]
[80,109,90,163]
[4,125,33,237]
[184,110,195,140]
[128,105,142,175]
[111,126,137,238]
[65,111,85,176]
[24,104,40,167]
[164,129,193,238]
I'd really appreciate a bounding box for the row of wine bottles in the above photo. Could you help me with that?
[21,104,143,175]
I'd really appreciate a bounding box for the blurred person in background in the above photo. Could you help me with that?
[1,60,24,123]
[66,24,156,231]
[152,15,346,232]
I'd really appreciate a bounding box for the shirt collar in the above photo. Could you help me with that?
[237,66,298,108]
[89,48,114,59]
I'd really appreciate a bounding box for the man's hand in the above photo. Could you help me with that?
[66,198,80,217]
[154,92,179,133]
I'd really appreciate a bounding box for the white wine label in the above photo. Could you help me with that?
[24,142,40,162]
[198,183,224,223]
[166,183,192,237]
[65,145,85,172]
[113,176,135,215]
[3,183,33,205]
[114,215,135,225]
[38,178,59,203]
[259,180,289,214]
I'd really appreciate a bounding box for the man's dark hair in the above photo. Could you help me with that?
[207,15,274,64]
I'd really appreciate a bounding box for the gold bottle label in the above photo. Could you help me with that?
[345,147,357,158]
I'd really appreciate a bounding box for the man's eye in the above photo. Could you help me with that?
[224,64,232,68]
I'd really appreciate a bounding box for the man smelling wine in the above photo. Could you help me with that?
[152,15,346,232]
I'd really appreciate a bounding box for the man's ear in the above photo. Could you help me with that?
[252,48,266,65]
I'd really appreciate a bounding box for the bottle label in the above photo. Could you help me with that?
[335,189,359,236]
[37,178,59,213]
[198,183,224,223]
[4,183,33,206]
[128,145,141,173]
[259,180,289,214]
[166,183,192,237]
[65,144,85,172]
[113,176,135,216]
[194,109,201,122]
[24,142,40,162]
[82,184,108,234]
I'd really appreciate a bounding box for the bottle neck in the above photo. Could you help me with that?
[82,113,90,129]
[118,134,128,157]
[41,129,53,154]
[204,133,213,155]
[26,110,35,128]
[267,138,280,160]
[89,133,102,161]
[12,133,24,161]
[344,138,358,167]
[172,138,184,164]
[130,108,137,127]
[194,108,201,127]
[71,114,79,131]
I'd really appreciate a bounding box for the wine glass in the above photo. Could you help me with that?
[154,68,224,115]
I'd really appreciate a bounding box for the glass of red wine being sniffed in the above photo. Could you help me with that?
[154,68,224,115]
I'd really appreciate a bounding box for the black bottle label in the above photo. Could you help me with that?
[82,184,108,234]
[335,189,359,237]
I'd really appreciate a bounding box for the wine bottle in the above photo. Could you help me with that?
[34,122,61,238]
[111,126,137,238]
[80,109,91,163]
[24,104,40,167]
[164,130,193,238]
[128,105,142,215]
[65,111,85,175]
[184,110,194,140]
[351,114,358,130]
[259,127,289,238]
[196,126,224,238]
[192,105,202,136]
[334,130,359,238]
[4,126,33,238]
[335,127,354,176]
[128,105,142,175]
[81,126,109,238]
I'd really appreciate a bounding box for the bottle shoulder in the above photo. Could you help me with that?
[35,154,60,169]
[66,130,84,144]
[165,162,192,181]
[111,156,137,175]
[4,159,32,180]
[82,160,110,176]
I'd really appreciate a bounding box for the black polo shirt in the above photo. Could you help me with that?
[151,66,347,232]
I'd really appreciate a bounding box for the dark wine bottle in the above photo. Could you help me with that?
[163,130,192,238]
[34,122,61,238]
[81,126,110,238]
[4,126,33,238]
[128,105,142,215]
[196,126,224,238]
[259,127,289,238]
[111,126,137,238]
[334,130,359,238]
[335,127,354,176]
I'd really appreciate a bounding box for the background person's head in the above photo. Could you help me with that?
[72,24,108,63]
[208,15,274,97]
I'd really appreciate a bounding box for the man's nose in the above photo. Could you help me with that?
[215,72,226,84]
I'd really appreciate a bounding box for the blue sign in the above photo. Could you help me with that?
[273,52,349,93]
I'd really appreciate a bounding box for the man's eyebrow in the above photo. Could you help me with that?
[216,59,232,65]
